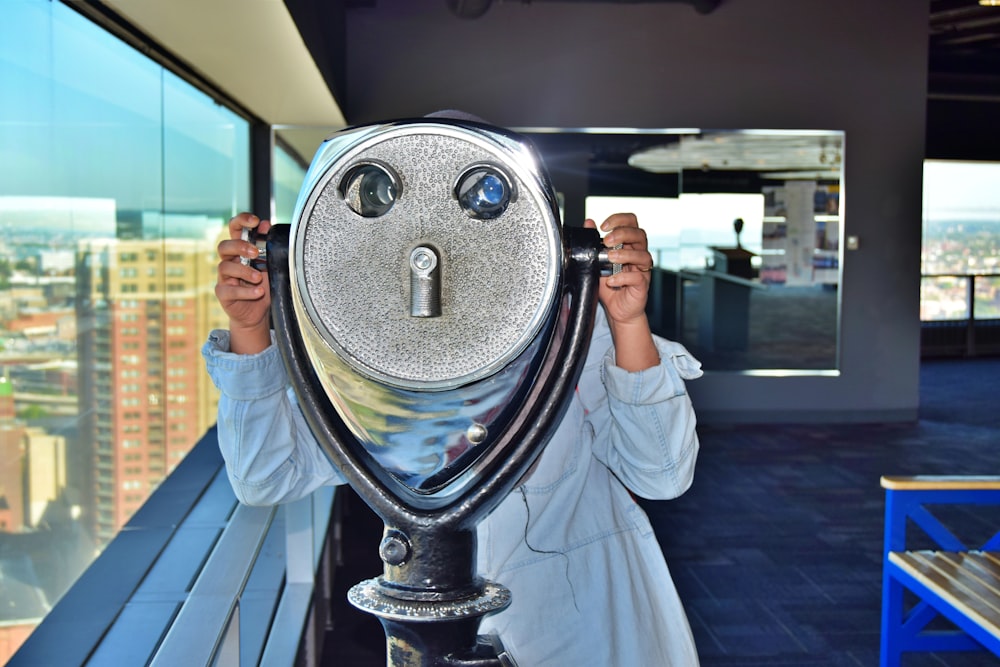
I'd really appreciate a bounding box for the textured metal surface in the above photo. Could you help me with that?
[291,122,561,390]
[268,209,603,666]
[348,579,511,621]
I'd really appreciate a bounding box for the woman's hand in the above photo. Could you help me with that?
[586,213,660,371]
[215,212,272,354]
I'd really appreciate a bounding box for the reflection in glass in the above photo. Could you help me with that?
[275,144,308,224]
[0,2,248,657]
[573,130,845,372]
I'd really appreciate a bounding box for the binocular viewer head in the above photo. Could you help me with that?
[270,117,595,509]
[259,116,613,664]
[263,116,612,515]
[291,118,562,392]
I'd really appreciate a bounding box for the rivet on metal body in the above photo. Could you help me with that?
[466,423,488,445]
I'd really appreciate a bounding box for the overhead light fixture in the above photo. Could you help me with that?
[980,0,1000,6]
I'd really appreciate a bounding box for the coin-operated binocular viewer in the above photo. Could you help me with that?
[252,117,618,666]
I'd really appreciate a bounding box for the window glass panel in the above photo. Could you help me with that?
[975,276,1000,320]
[274,142,307,224]
[164,68,250,225]
[922,160,1000,276]
[922,160,1000,322]
[920,275,969,321]
[0,1,249,657]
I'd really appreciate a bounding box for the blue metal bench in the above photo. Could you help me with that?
[880,475,1000,666]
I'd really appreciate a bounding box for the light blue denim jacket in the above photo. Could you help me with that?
[203,307,703,666]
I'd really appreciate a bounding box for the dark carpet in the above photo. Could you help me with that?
[324,357,1000,665]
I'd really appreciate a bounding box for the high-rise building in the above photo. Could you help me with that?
[0,374,26,532]
[76,233,226,543]
[0,377,69,663]
[23,427,68,528]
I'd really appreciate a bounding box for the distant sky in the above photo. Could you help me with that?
[0,1,249,215]
[923,160,1000,221]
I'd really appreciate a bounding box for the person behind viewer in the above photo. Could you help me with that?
[203,208,704,666]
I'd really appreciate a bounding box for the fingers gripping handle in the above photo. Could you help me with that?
[598,243,623,277]
[240,227,268,270]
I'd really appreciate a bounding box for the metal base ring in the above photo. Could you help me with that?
[348,578,511,622]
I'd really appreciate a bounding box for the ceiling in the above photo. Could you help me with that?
[442,0,721,18]
[527,0,1000,179]
[439,0,1000,102]
[90,0,346,162]
[86,1,1000,172]
[929,0,1000,100]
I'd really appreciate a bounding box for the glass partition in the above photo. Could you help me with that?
[525,128,845,373]
[272,126,332,223]
[274,143,308,224]
[0,2,249,657]
[269,126,845,373]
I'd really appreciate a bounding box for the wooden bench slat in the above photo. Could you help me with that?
[948,552,1000,597]
[928,552,1000,603]
[904,552,1000,616]
[881,476,1000,491]
[889,551,1000,639]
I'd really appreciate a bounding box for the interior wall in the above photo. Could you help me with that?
[343,0,929,424]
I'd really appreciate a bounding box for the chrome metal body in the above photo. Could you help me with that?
[287,119,564,501]
[266,117,610,666]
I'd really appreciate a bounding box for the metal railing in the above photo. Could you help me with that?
[921,273,1000,358]
[8,427,339,667]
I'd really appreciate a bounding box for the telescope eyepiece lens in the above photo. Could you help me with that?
[455,165,513,220]
[340,162,399,217]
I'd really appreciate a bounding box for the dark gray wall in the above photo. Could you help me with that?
[343,0,928,424]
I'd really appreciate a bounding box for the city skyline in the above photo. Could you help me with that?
[0,217,230,660]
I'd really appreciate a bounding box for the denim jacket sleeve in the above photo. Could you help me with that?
[202,329,344,505]
[577,308,703,500]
